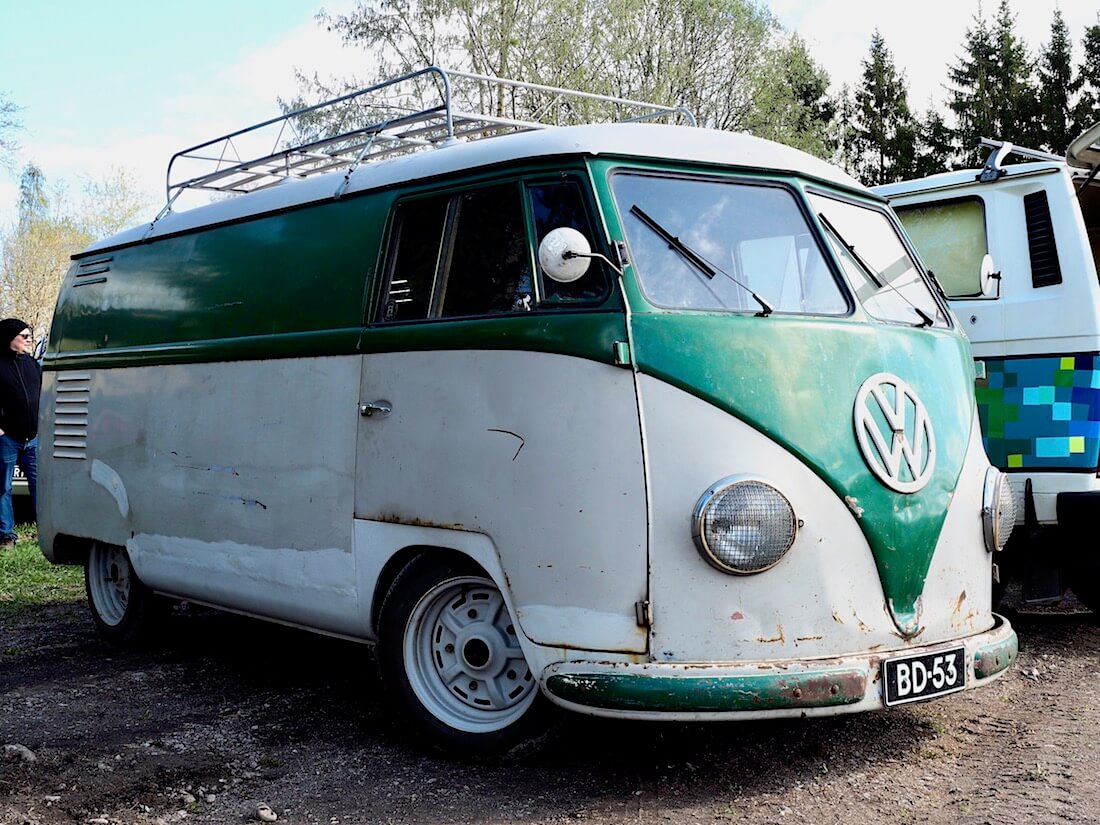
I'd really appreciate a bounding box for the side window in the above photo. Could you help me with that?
[895,198,988,298]
[529,181,608,303]
[379,196,448,322]
[377,183,534,322]
[441,187,533,317]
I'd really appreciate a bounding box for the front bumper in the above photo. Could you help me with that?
[541,614,1016,720]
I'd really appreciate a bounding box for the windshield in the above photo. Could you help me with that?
[809,192,949,328]
[611,172,848,315]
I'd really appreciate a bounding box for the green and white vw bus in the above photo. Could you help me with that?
[40,68,1017,754]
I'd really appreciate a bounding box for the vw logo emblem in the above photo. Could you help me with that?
[853,373,936,494]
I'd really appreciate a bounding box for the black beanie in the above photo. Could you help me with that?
[0,318,29,347]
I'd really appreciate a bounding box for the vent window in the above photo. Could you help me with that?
[1024,191,1062,288]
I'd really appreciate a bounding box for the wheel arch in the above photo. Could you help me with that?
[354,520,514,639]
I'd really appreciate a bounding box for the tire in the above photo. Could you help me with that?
[84,542,166,645]
[1068,557,1100,614]
[377,553,549,757]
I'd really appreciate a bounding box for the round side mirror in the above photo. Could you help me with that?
[538,227,592,283]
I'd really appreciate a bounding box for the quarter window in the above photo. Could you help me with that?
[895,198,988,298]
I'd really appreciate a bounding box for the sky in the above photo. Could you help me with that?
[1,0,1097,231]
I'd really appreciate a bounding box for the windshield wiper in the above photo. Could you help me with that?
[630,204,773,317]
[817,211,933,328]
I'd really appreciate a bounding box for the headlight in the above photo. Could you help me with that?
[982,467,1016,552]
[692,477,798,574]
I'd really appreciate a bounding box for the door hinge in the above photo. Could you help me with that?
[634,599,651,628]
[613,341,631,367]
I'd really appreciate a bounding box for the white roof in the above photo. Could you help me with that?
[874,161,1063,200]
[89,124,866,252]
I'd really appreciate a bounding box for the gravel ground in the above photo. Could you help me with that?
[2,595,1098,825]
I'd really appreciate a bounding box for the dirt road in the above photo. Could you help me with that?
[2,598,1098,825]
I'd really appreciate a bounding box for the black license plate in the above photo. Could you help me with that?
[883,646,966,706]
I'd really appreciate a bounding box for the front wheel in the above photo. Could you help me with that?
[84,542,165,645]
[377,554,549,756]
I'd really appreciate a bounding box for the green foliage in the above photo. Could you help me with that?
[0,164,151,333]
[0,93,20,171]
[914,108,955,177]
[851,30,915,185]
[0,526,84,618]
[298,0,836,159]
[1038,10,1075,154]
[947,0,1043,165]
[1072,20,1100,134]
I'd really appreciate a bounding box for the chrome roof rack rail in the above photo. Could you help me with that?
[163,66,695,209]
[978,137,1063,182]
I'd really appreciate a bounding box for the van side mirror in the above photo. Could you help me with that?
[980,254,1001,298]
[538,227,594,283]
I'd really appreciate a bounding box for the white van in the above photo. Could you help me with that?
[877,123,1100,608]
[40,68,1017,754]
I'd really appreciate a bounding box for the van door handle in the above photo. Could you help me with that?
[359,400,392,418]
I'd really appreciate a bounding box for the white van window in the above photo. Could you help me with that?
[895,199,987,298]
[378,183,534,322]
[810,193,949,328]
[612,173,847,315]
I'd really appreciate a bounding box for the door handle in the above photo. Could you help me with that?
[359,400,392,418]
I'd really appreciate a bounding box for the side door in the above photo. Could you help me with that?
[354,176,650,654]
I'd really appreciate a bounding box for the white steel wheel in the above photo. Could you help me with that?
[405,574,538,733]
[84,542,163,645]
[87,542,134,626]
[378,554,548,756]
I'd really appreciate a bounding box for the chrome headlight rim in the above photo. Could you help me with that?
[982,467,1016,553]
[691,475,798,575]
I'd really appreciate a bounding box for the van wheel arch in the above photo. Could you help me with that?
[371,545,491,635]
[375,551,549,756]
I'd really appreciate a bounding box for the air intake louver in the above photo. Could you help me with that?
[53,373,91,459]
[1023,191,1062,288]
[74,256,110,287]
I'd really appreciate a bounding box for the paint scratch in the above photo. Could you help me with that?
[487,428,525,461]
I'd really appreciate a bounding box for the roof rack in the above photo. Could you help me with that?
[162,66,696,210]
[978,137,1063,182]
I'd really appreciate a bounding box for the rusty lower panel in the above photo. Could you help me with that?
[544,668,868,712]
[973,628,1019,680]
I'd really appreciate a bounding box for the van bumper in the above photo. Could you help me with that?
[541,614,1016,720]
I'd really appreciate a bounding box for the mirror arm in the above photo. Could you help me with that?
[563,250,624,277]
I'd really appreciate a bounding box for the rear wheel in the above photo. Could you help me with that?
[84,542,165,645]
[377,554,548,756]
[1068,554,1100,614]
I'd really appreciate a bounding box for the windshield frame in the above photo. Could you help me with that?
[607,166,855,318]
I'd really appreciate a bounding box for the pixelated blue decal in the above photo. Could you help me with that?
[975,354,1100,471]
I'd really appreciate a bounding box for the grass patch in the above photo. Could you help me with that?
[0,524,84,617]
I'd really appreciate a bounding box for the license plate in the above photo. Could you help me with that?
[882,646,966,706]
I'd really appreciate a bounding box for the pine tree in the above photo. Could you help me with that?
[1037,10,1074,152]
[991,0,1040,149]
[829,84,859,176]
[914,109,955,177]
[852,30,916,185]
[1072,19,1100,136]
[947,10,999,167]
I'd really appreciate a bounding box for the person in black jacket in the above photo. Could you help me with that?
[0,318,41,549]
